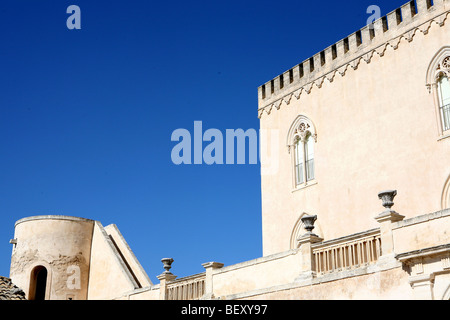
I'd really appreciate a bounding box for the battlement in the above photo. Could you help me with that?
[258,0,450,117]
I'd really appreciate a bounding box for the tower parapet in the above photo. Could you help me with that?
[258,0,450,117]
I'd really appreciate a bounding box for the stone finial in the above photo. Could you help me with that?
[301,215,318,236]
[378,190,397,212]
[157,258,177,300]
[296,214,322,283]
[161,258,174,274]
[375,189,404,224]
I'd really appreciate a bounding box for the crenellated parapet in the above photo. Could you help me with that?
[258,0,450,118]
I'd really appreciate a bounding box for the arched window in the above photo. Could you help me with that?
[29,266,48,300]
[438,73,450,131]
[294,137,304,185]
[426,48,450,135]
[294,133,315,185]
[305,134,315,182]
[288,115,317,188]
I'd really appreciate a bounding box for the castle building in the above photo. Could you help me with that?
[7,0,450,300]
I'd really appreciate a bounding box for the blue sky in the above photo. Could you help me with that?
[0,0,407,283]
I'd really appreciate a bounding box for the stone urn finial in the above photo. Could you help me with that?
[375,190,404,224]
[378,190,397,212]
[161,258,174,274]
[301,215,318,236]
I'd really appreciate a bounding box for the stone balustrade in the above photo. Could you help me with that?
[312,229,381,275]
[166,273,206,300]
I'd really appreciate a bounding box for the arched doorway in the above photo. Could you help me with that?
[29,266,48,300]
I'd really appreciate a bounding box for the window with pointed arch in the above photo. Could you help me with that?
[287,115,317,189]
[426,48,450,136]
[438,70,450,131]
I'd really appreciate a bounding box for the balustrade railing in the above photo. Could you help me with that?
[166,273,206,300]
[312,229,381,275]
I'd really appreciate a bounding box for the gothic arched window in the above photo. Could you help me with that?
[426,47,450,136]
[287,115,317,189]
[437,72,450,131]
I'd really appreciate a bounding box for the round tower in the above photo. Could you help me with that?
[9,215,95,300]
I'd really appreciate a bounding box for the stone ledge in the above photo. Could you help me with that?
[392,208,450,229]
[395,243,450,261]
[14,215,95,227]
[220,259,401,300]
[217,249,299,274]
